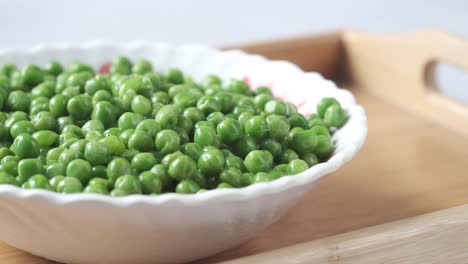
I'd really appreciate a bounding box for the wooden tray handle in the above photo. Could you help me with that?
[343,30,468,135]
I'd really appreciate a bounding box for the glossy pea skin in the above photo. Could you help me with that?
[104,127,122,137]
[83,183,109,194]
[244,150,273,173]
[314,135,334,159]
[220,168,243,187]
[168,155,196,181]
[253,93,273,110]
[107,158,134,183]
[279,149,299,164]
[253,172,275,183]
[81,120,105,135]
[197,96,221,115]
[48,94,68,118]
[57,117,74,132]
[323,104,347,128]
[182,107,205,124]
[31,111,57,131]
[213,92,235,113]
[136,119,160,138]
[194,126,219,148]
[22,174,52,190]
[99,135,125,155]
[57,177,83,193]
[175,180,200,194]
[155,104,178,129]
[166,68,184,84]
[10,133,40,159]
[131,152,157,173]
[17,158,43,184]
[49,175,65,191]
[114,174,142,194]
[139,171,162,194]
[22,64,44,87]
[301,152,319,167]
[151,91,170,104]
[46,147,65,165]
[291,130,318,155]
[225,155,245,172]
[266,115,290,140]
[131,95,152,116]
[85,75,109,95]
[173,92,199,109]
[118,112,144,130]
[260,139,282,159]
[84,141,111,165]
[128,130,154,152]
[244,115,268,139]
[132,59,153,74]
[198,149,225,176]
[10,120,35,138]
[92,101,116,129]
[32,130,59,148]
[206,112,225,127]
[67,95,92,121]
[155,129,180,155]
[287,159,309,175]
[232,135,257,159]
[181,143,202,161]
[150,164,171,189]
[88,177,113,191]
[45,163,66,178]
[317,97,340,118]
[225,79,248,94]
[216,182,233,189]
[0,161,18,177]
[176,116,193,134]
[119,129,135,147]
[7,91,30,112]
[264,100,287,116]
[31,81,55,98]
[288,113,309,129]
[66,159,92,184]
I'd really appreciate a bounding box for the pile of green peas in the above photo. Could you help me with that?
[0,56,347,196]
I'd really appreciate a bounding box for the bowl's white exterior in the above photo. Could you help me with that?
[0,42,367,264]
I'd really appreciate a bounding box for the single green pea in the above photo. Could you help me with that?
[139,171,162,194]
[168,154,196,181]
[196,96,221,115]
[45,163,66,178]
[17,158,44,184]
[224,79,249,94]
[224,155,245,172]
[287,159,309,175]
[237,112,254,131]
[135,119,160,137]
[66,159,92,184]
[0,148,13,161]
[22,174,52,190]
[244,150,273,173]
[110,189,128,196]
[265,115,290,141]
[142,72,164,90]
[1,155,20,164]
[194,120,215,131]
[85,75,109,95]
[85,130,104,141]
[288,113,309,129]
[118,112,144,130]
[244,115,268,139]
[92,89,113,104]
[58,149,83,165]
[253,93,273,110]
[253,172,275,183]
[219,168,243,187]
[9,70,24,90]
[176,116,193,134]
[99,135,125,156]
[279,149,299,164]
[310,125,330,137]
[206,112,225,127]
[0,63,17,78]
[232,135,257,158]
[67,72,93,91]
[61,86,81,97]
[216,182,233,189]
[46,147,65,165]
[173,92,199,109]
[7,91,31,112]
[31,81,55,98]
[214,118,242,145]
[314,135,335,159]
[181,143,203,161]
[119,129,135,147]
[131,59,153,74]
[166,68,184,84]
[232,104,256,119]
[31,111,57,131]
[155,129,180,155]
[283,127,304,147]
[131,95,152,116]
[205,84,222,96]
[68,62,95,74]
[58,132,78,146]
[55,72,71,93]
[197,149,225,176]
[259,139,282,159]
[49,175,65,191]
[103,127,122,137]
[193,126,219,148]
[83,141,111,165]
[150,164,171,189]
[49,94,68,117]
[67,95,93,121]
[44,61,63,76]
[91,165,107,179]
[57,177,83,193]
[131,152,157,173]
[115,174,142,194]
[88,177,113,190]
[128,130,154,152]
[291,130,318,154]
[201,74,222,87]
[301,152,319,167]
[255,86,273,96]
[22,64,44,87]
[264,100,287,116]
[150,102,164,118]
[57,116,74,132]
[151,91,170,104]
[241,172,255,186]
[317,97,340,118]
[10,133,40,158]
[0,160,18,176]
[175,180,199,194]
[155,104,178,129]
[81,119,105,136]
[5,111,28,129]
[91,101,116,129]
[107,157,134,183]
[323,104,347,128]
[10,120,35,138]
[213,92,235,113]
[0,171,16,186]
[83,183,109,194]
[111,56,132,75]
[168,85,192,98]
[182,107,205,124]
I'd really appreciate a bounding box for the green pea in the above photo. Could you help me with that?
[85,75,109,95]
[49,175,65,191]
[253,93,273,110]
[264,100,287,116]
[288,113,309,129]
[127,130,154,152]
[44,61,63,76]
[10,120,35,138]
[255,86,273,96]
[103,127,122,137]
[310,125,330,137]
[61,123,82,137]
[244,115,267,139]
[150,164,171,189]
[237,112,254,130]
[284,127,304,147]
[31,111,57,131]
[266,115,290,140]
[155,104,178,129]
[131,95,152,116]
[215,118,241,144]
[166,68,184,84]
[213,92,235,113]
[17,158,44,184]
[224,155,245,172]
[46,147,64,165]
[138,171,162,194]
[32,130,59,148]
[92,101,116,129]
[155,129,180,155]
[291,130,318,154]
[131,152,157,173]
[232,135,257,158]
[118,112,144,130]
[0,148,13,161]
[225,79,248,94]
[168,155,196,181]
[174,180,199,194]
[31,81,55,98]
[219,168,243,187]
[323,104,347,128]
[68,62,95,74]
[173,92,199,109]
[57,116,74,132]
[114,174,142,194]
[67,95,93,120]
[81,120,105,136]
[201,74,222,87]
[197,96,221,115]
[111,56,132,75]
[287,159,309,175]
[194,126,219,148]
[57,177,83,193]
[92,89,113,104]
[253,172,275,183]
[0,63,17,78]
[181,143,202,161]
[198,149,225,176]
[232,104,256,119]
[67,72,93,91]
[244,150,273,173]
[66,159,92,184]
[176,116,193,134]
[259,139,282,159]
[45,163,66,178]
[55,72,71,93]
[58,149,83,165]
[88,177,112,190]
[314,135,334,159]
[10,133,40,158]
[85,131,104,141]
[0,161,18,176]
[61,86,80,97]
[22,64,44,87]
[317,97,340,118]
[110,189,128,196]
[107,157,133,183]
[30,98,50,115]
[83,141,111,165]
[135,119,160,137]
[0,172,17,186]
[151,91,170,104]
[279,149,299,164]
[22,174,52,190]
[7,91,30,112]
[301,152,319,167]
[182,107,205,124]
[1,156,19,164]
[119,129,135,147]
[99,135,125,156]
[83,183,109,194]
[206,112,224,127]
[216,182,233,189]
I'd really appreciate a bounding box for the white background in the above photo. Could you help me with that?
[1,0,468,101]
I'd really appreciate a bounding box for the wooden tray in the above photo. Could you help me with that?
[3,31,468,264]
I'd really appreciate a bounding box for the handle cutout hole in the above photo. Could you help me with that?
[425,61,468,105]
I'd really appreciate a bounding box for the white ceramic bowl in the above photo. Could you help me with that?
[0,42,367,264]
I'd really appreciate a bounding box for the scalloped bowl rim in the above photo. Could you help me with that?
[0,41,368,207]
